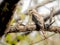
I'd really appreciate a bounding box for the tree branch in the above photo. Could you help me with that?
[45,26,60,33]
[33,0,55,9]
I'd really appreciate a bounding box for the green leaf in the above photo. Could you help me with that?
[5,34,12,44]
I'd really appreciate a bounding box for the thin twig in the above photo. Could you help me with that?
[30,33,56,45]
[44,9,60,21]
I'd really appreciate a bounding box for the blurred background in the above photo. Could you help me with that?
[0,0,60,45]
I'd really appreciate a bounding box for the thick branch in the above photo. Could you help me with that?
[6,24,60,34]
[45,26,60,33]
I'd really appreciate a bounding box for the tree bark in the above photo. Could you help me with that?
[0,0,20,36]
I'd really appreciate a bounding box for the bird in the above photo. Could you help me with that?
[30,9,44,30]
